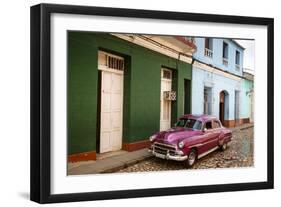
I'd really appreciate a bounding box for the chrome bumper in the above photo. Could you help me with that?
[148,148,188,161]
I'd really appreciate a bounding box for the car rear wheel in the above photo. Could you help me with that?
[186,149,197,167]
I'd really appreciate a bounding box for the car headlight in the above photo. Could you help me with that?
[178,141,185,149]
[149,135,157,142]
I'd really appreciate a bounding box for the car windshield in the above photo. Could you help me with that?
[175,118,202,130]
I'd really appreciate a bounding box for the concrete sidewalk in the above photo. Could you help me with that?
[230,123,254,132]
[68,148,152,175]
[68,123,254,175]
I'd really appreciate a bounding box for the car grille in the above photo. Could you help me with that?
[153,142,177,156]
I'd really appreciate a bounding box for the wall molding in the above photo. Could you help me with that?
[112,34,193,64]
[68,151,97,162]
[122,140,151,152]
[193,60,243,81]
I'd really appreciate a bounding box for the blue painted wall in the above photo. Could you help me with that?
[192,66,242,121]
[191,38,254,124]
[193,38,244,77]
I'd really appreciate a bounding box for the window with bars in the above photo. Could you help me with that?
[204,38,213,58]
[223,42,229,58]
[222,42,229,66]
[235,50,241,71]
[204,87,212,115]
[106,55,124,71]
[162,69,172,79]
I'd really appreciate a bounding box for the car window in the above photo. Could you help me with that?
[185,119,197,128]
[204,121,212,130]
[175,119,202,130]
[175,119,186,127]
[212,120,221,128]
[193,120,202,130]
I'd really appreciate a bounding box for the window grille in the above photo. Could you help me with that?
[204,48,213,58]
[162,70,172,79]
[164,91,176,101]
[106,55,124,71]
[222,58,228,66]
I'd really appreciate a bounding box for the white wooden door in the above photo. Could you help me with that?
[160,69,172,131]
[100,70,123,153]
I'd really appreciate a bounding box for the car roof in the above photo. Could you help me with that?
[180,114,218,122]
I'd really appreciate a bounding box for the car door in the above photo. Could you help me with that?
[198,121,217,154]
[211,119,222,147]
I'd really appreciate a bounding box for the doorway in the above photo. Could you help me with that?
[160,68,172,131]
[184,79,191,115]
[234,90,240,125]
[98,51,124,153]
[219,90,229,126]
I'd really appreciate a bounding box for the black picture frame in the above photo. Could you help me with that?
[30,3,274,204]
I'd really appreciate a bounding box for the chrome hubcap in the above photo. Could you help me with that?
[188,152,196,165]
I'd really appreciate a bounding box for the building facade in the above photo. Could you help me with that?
[191,37,253,127]
[241,71,254,123]
[68,32,195,162]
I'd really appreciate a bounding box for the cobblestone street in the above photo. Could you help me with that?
[116,125,254,173]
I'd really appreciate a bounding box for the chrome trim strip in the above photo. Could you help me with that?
[189,139,216,148]
[189,143,203,148]
[198,146,219,159]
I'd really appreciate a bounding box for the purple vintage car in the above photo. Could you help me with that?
[148,114,232,167]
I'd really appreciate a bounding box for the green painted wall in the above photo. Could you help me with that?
[68,32,192,155]
[240,78,254,119]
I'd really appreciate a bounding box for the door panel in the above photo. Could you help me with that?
[111,130,121,151]
[197,121,217,154]
[100,131,111,153]
[111,111,121,129]
[112,73,122,91]
[211,120,222,146]
[198,131,217,155]
[101,112,111,131]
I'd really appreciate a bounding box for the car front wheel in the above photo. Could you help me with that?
[186,149,197,167]
[220,142,228,151]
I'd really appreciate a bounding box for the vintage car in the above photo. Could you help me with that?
[148,114,232,167]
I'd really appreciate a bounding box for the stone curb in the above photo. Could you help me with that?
[101,154,153,173]
[68,149,153,175]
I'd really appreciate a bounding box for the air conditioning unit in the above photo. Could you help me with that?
[163,91,176,101]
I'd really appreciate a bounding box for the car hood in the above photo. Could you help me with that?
[155,127,202,144]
